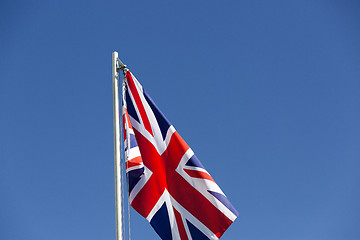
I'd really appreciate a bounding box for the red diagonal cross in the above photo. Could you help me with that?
[131,129,233,238]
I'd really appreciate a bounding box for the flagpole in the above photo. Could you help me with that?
[112,51,124,240]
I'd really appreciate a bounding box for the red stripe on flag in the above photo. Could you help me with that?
[126,156,143,169]
[184,169,215,183]
[174,208,189,240]
[130,129,166,217]
[125,71,153,136]
[122,114,127,141]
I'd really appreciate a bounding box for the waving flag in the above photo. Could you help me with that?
[122,70,238,240]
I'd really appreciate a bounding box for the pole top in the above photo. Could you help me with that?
[113,51,127,73]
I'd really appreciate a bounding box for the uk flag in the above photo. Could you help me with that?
[122,70,238,240]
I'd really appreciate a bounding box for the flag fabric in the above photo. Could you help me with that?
[122,70,238,240]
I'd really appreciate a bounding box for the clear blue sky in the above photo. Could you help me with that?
[1,0,360,239]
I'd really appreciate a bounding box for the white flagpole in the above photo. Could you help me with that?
[112,51,124,240]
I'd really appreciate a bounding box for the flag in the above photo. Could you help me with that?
[122,70,238,240]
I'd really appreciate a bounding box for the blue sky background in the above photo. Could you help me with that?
[1,0,360,239]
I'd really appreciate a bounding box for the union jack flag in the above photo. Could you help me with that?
[122,70,238,240]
